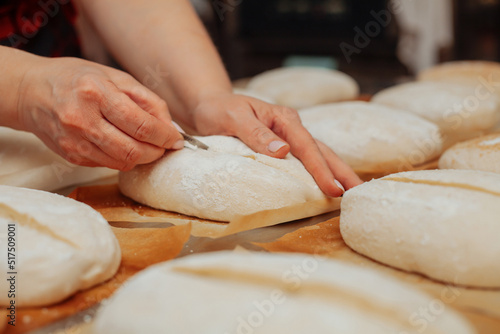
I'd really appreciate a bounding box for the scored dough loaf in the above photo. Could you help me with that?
[246,67,359,109]
[0,185,121,307]
[439,133,500,173]
[372,81,500,147]
[418,60,500,86]
[340,169,500,288]
[119,136,330,222]
[91,251,474,334]
[299,101,443,174]
[439,134,500,173]
[0,127,117,191]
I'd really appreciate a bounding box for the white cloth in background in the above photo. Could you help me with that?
[392,0,454,74]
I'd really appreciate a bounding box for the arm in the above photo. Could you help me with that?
[77,0,362,195]
[0,45,183,170]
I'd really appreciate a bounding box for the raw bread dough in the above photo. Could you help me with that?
[246,67,359,109]
[0,185,121,307]
[372,82,500,147]
[119,136,331,222]
[0,127,117,191]
[300,102,443,174]
[439,133,500,173]
[418,60,500,87]
[340,169,500,288]
[91,251,474,334]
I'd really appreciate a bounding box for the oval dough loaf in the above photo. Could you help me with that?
[340,169,500,288]
[418,60,500,86]
[0,127,117,191]
[372,81,500,147]
[92,251,474,334]
[246,67,359,109]
[300,101,443,174]
[0,185,121,307]
[119,136,328,222]
[439,133,500,173]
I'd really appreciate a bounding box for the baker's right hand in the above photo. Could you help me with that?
[16,57,183,170]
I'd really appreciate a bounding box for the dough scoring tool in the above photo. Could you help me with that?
[181,133,209,150]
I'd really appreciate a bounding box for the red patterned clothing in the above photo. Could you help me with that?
[0,0,81,57]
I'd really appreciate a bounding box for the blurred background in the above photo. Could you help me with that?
[191,0,500,94]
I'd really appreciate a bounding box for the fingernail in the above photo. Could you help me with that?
[172,121,185,133]
[334,179,345,192]
[268,141,287,153]
[172,139,185,150]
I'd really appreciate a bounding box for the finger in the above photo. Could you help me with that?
[36,131,134,169]
[100,89,184,150]
[119,79,173,126]
[232,111,290,158]
[82,119,166,169]
[264,107,344,197]
[315,140,363,190]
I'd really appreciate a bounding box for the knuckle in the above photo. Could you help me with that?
[57,136,74,154]
[123,144,142,166]
[134,119,155,141]
[58,110,83,129]
[278,106,300,119]
[75,75,103,101]
[250,126,273,143]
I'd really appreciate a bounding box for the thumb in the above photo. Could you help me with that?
[234,116,290,158]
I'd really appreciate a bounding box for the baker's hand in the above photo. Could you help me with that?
[16,57,183,170]
[191,91,363,197]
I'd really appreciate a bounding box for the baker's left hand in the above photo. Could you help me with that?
[191,91,363,197]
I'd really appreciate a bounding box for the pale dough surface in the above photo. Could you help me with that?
[439,133,500,174]
[300,101,443,174]
[91,251,474,334]
[340,169,500,288]
[0,127,117,191]
[0,185,121,307]
[372,82,500,147]
[246,67,359,109]
[418,60,500,87]
[119,136,332,222]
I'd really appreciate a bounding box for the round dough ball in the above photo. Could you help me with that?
[0,185,121,307]
[119,136,328,222]
[439,133,500,173]
[418,60,500,86]
[372,81,500,147]
[91,251,474,334]
[340,169,500,288]
[300,101,443,174]
[246,67,359,109]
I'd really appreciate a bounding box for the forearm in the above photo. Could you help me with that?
[78,0,232,129]
[0,46,38,130]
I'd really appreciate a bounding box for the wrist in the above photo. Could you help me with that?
[14,55,50,132]
[0,48,36,130]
